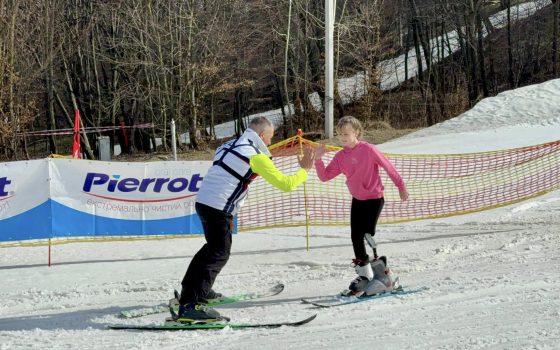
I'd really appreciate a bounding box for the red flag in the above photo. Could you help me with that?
[120,120,129,149]
[72,110,81,159]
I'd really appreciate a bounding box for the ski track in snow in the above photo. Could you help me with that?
[1,204,559,349]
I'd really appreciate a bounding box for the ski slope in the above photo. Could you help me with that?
[1,79,559,349]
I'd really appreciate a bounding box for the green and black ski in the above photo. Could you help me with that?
[108,314,317,331]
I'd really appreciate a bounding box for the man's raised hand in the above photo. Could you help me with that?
[298,145,315,171]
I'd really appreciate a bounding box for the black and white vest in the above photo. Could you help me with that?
[196,128,271,215]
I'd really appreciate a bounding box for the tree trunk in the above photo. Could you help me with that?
[282,0,294,135]
[404,24,412,81]
[476,13,489,97]
[303,0,324,112]
[507,0,515,88]
[553,0,559,77]
[186,1,198,149]
[463,7,479,105]
[233,89,246,136]
[409,4,424,84]
[46,3,57,155]
[62,55,95,159]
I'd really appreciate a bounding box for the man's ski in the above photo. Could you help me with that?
[108,314,317,330]
[119,283,285,318]
[301,286,425,308]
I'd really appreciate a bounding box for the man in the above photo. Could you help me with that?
[176,116,315,323]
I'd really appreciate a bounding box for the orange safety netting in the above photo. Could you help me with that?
[239,135,560,230]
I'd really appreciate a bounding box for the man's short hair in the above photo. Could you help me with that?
[249,117,274,133]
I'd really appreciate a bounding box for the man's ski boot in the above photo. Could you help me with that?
[170,288,225,314]
[363,256,397,296]
[343,258,374,296]
[167,302,228,325]
[168,288,229,325]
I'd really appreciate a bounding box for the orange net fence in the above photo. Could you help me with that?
[239,135,560,230]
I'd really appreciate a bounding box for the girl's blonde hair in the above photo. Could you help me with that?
[336,116,363,138]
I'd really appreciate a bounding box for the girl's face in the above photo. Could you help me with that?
[336,124,359,148]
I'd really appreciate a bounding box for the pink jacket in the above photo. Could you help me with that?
[315,141,406,200]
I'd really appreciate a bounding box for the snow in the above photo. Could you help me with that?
[380,78,560,154]
[2,74,559,349]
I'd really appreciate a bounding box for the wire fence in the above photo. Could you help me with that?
[240,135,560,230]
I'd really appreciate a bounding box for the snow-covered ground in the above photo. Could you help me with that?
[380,78,560,154]
[1,79,560,349]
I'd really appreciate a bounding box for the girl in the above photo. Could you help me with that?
[314,116,409,294]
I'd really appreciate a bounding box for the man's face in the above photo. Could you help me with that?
[259,127,274,146]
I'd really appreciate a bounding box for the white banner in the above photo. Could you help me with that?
[0,159,212,241]
[0,160,51,240]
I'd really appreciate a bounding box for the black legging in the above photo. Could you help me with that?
[179,202,233,305]
[350,197,384,262]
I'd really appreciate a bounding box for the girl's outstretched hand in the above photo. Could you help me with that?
[315,144,327,159]
[399,188,409,201]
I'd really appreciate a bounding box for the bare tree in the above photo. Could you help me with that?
[0,0,39,159]
[553,0,559,77]
[506,0,515,88]
[339,0,386,120]
[1,0,558,161]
